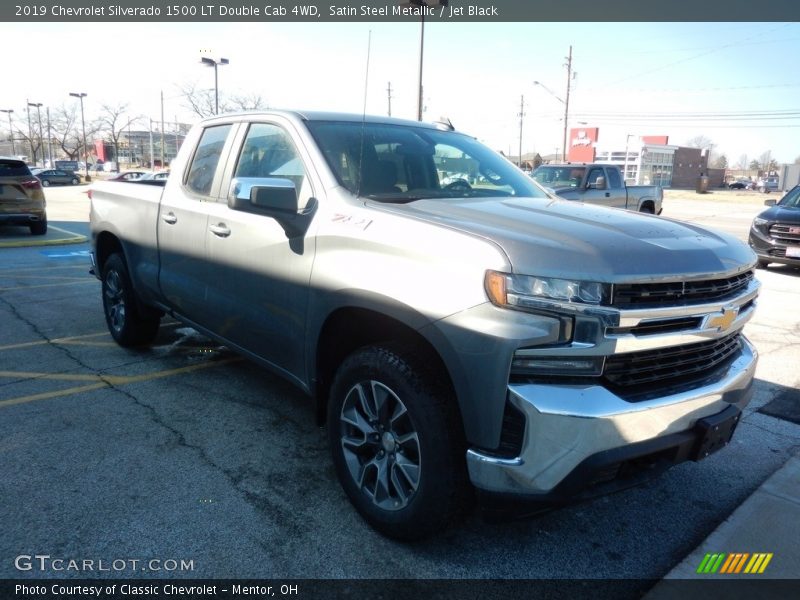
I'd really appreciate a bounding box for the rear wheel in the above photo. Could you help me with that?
[639,202,655,214]
[30,218,47,236]
[41,179,50,187]
[327,344,470,540]
[101,253,160,347]
[71,177,79,185]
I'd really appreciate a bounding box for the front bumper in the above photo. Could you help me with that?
[749,230,800,267]
[466,336,757,497]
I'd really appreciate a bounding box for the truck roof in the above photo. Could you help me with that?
[200,110,455,131]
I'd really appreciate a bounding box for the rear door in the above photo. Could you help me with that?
[157,122,236,325]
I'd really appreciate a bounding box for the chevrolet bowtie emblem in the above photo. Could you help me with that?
[708,307,738,332]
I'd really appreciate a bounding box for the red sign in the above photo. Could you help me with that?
[567,127,599,163]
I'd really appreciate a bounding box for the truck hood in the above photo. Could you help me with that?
[758,205,800,224]
[373,196,755,282]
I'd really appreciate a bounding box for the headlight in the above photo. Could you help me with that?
[485,270,611,308]
[752,217,769,228]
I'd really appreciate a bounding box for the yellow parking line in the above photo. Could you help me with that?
[0,383,108,408]
[0,357,243,408]
[0,371,107,382]
[0,331,109,351]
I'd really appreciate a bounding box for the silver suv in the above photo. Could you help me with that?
[0,158,47,235]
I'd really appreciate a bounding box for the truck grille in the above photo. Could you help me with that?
[603,332,742,397]
[769,223,800,244]
[611,272,753,308]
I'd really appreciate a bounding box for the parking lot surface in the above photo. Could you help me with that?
[1,187,798,589]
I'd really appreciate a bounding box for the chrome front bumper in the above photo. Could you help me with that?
[466,336,757,496]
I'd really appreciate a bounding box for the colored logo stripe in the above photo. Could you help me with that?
[697,552,773,574]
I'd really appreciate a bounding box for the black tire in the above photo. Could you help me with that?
[756,259,769,269]
[30,218,47,236]
[639,202,655,214]
[101,253,160,347]
[41,179,50,187]
[71,177,79,185]
[327,343,470,541]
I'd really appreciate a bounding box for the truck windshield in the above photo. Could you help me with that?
[531,166,585,188]
[306,120,547,202]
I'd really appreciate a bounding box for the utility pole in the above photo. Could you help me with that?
[160,90,165,168]
[517,95,525,168]
[25,100,34,163]
[149,119,154,170]
[46,107,53,167]
[562,45,572,163]
[1,109,15,155]
[387,81,393,117]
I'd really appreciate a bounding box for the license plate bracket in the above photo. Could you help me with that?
[786,246,800,258]
[691,407,741,461]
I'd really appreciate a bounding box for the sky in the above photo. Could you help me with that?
[2,21,799,165]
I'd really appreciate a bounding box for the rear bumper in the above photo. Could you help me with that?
[0,211,46,225]
[466,336,757,498]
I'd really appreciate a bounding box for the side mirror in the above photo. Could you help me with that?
[764,199,777,207]
[588,176,606,190]
[228,177,316,239]
[229,177,298,214]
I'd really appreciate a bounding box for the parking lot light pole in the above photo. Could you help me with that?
[28,102,44,166]
[69,92,88,180]
[200,57,229,115]
[0,109,14,154]
[533,80,566,161]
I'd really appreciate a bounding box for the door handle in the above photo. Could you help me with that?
[209,223,231,238]
[605,192,610,197]
[161,212,178,224]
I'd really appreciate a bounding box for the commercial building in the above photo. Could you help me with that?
[565,127,723,189]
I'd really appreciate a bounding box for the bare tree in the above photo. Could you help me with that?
[48,104,101,161]
[97,103,135,168]
[685,135,714,149]
[178,82,268,118]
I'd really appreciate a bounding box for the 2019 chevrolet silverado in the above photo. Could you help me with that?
[90,112,758,539]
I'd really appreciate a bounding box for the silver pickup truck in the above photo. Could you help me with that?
[532,163,663,214]
[90,111,758,540]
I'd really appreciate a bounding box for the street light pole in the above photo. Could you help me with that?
[25,100,34,164]
[69,92,88,179]
[200,56,229,115]
[28,103,44,166]
[0,109,14,155]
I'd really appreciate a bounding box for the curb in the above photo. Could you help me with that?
[0,225,88,248]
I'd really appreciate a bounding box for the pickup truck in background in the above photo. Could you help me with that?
[532,163,663,214]
[90,111,758,540]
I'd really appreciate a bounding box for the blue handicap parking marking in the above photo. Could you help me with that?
[41,249,92,259]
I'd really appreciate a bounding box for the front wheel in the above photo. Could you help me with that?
[327,344,470,540]
[101,253,160,347]
[41,179,50,187]
[71,177,79,185]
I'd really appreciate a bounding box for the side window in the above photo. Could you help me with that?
[606,167,622,189]
[234,123,313,208]
[185,124,232,196]
[586,168,605,187]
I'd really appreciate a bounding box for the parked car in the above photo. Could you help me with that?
[0,157,47,235]
[108,170,150,182]
[532,163,662,213]
[54,160,80,173]
[728,181,749,190]
[139,170,169,181]
[749,185,800,268]
[756,177,779,194]
[36,169,81,186]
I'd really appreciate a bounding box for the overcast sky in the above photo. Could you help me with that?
[2,21,798,164]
